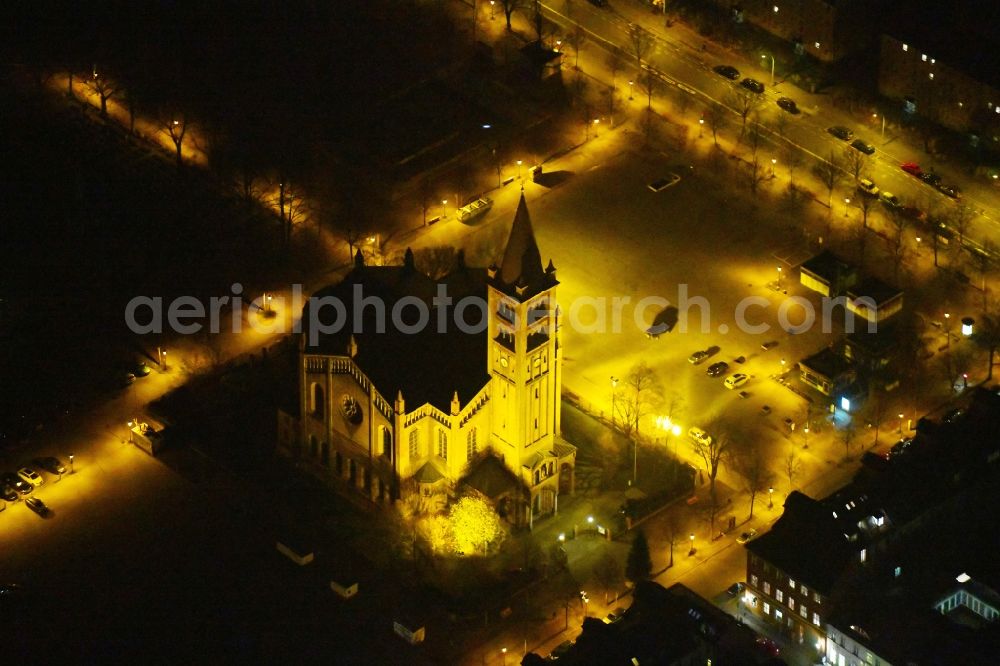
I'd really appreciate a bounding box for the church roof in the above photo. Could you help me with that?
[302,260,490,413]
[493,194,557,299]
[462,454,526,499]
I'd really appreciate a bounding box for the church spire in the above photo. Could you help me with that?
[498,193,546,290]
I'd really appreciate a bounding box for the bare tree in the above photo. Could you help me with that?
[691,428,733,503]
[972,308,1000,381]
[413,246,458,279]
[814,151,844,211]
[615,361,662,440]
[843,145,869,183]
[727,88,763,140]
[928,222,946,268]
[628,23,652,70]
[705,103,726,147]
[562,5,585,70]
[159,114,190,168]
[730,444,773,519]
[747,119,766,194]
[342,227,364,261]
[498,0,528,31]
[87,67,119,118]
[948,204,977,248]
[784,449,802,492]
[780,138,802,189]
[639,68,656,111]
[592,551,624,605]
[856,193,876,230]
[840,423,856,458]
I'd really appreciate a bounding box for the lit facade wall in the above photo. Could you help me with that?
[746,552,827,650]
[879,34,1000,138]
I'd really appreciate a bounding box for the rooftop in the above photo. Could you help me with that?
[799,250,853,281]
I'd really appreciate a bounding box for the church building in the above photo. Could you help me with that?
[277,195,576,527]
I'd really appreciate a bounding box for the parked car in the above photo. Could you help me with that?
[706,361,729,377]
[25,497,50,517]
[902,205,926,222]
[712,64,740,80]
[134,361,152,377]
[827,126,854,141]
[900,162,923,177]
[550,640,575,659]
[850,138,876,155]
[688,427,713,446]
[688,350,710,365]
[1,485,17,503]
[776,96,798,113]
[740,78,765,94]
[17,468,43,487]
[727,582,746,597]
[604,607,627,624]
[2,473,32,496]
[755,636,781,657]
[937,183,961,199]
[34,457,66,475]
[857,178,879,197]
[736,529,758,544]
[919,171,942,186]
[887,437,914,459]
[724,373,749,389]
[880,191,901,209]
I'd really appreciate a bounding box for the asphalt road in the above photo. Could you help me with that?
[541,0,1000,247]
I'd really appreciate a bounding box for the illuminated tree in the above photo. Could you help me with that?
[88,67,119,118]
[593,551,624,604]
[498,0,528,31]
[449,494,506,555]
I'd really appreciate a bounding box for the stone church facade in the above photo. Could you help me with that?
[277,196,575,527]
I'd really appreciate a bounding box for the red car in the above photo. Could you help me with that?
[901,162,923,177]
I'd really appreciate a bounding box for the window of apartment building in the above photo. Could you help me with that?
[775,609,783,621]
[466,428,478,460]
[860,548,867,563]
[789,579,796,590]
[921,54,927,61]
[800,605,808,619]
[801,584,808,597]
[751,575,759,588]
[439,431,449,458]
[789,597,795,611]
[814,591,821,604]
[409,430,418,459]
[776,589,783,603]
[764,582,771,595]
[763,602,770,616]
[813,612,821,626]
[902,43,908,52]
[772,5,779,12]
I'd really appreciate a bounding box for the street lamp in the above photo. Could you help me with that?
[698,117,704,138]
[768,486,774,508]
[490,0,495,20]
[776,265,782,286]
[501,647,507,665]
[944,312,951,350]
[516,159,523,180]
[770,157,777,176]
[441,199,448,218]
[898,413,905,434]
[873,112,885,141]
[844,197,851,217]
[761,53,775,87]
[69,454,75,474]
[688,533,695,556]
[628,80,634,100]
